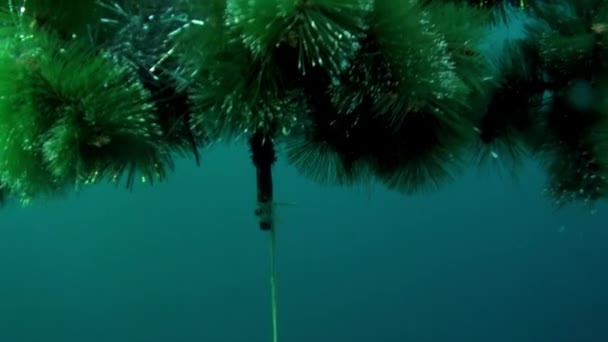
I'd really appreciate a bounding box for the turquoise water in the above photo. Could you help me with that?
[1,5,608,342]
[1,145,607,342]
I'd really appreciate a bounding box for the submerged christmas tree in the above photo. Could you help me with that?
[1,0,607,340]
[2,0,606,212]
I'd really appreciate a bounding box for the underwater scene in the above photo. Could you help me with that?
[1,0,608,341]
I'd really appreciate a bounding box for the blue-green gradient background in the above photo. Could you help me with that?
[1,146,607,342]
[1,10,608,342]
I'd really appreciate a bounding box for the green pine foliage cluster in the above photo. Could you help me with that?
[0,0,606,211]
